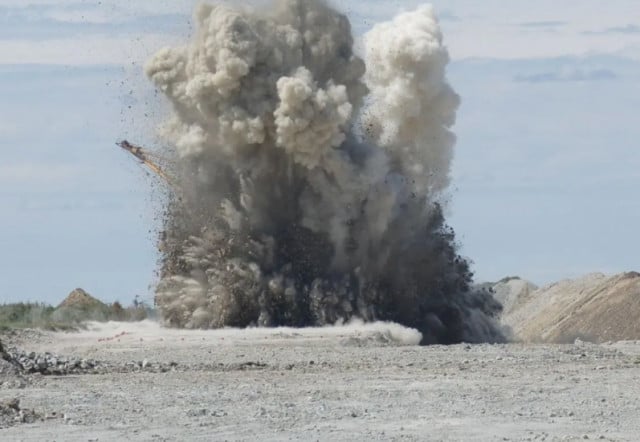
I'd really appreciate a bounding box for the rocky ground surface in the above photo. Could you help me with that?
[1,321,640,441]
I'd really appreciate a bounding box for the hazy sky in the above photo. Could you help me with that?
[1,0,639,304]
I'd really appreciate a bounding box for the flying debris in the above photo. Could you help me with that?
[117,140,173,185]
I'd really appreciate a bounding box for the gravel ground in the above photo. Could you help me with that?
[1,321,640,441]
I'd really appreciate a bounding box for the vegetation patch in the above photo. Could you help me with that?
[0,289,154,331]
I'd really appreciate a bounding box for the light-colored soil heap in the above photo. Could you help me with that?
[495,272,640,343]
[488,276,539,317]
[57,288,106,310]
[53,288,114,323]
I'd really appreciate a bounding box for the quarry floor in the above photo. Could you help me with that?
[2,321,640,441]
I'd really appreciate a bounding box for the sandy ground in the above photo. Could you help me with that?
[2,321,640,441]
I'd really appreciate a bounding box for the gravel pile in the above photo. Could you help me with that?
[5,337,172,377]
[1,340,27,389]
[0,354,20,376]
[6,347,177,375]
[5,348,108,375]
[4,345,277,378]
[0,398,55,428]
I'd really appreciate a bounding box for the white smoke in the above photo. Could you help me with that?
[363,5,459,195]
[144,0,504,344]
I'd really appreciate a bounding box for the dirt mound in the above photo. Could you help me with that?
[499,272,640,343]
[57,288,105,310]
[54,288,112,323]
[489,276,538,317]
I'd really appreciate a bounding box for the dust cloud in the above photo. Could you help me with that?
[144,0,504,344]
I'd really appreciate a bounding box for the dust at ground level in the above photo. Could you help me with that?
[1,321,640,441]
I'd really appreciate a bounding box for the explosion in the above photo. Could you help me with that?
[140,0,504,344]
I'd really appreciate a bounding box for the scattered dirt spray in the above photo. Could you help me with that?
[144,0,504,344]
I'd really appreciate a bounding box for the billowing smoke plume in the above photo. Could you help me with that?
[145,0,504,344]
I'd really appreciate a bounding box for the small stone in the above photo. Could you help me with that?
[187,409,208,417]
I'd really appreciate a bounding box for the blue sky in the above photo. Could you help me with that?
[1,0,639,304]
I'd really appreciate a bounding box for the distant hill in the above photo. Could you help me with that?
[486,272,640,343]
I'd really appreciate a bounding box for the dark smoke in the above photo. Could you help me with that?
[145,0,505,344]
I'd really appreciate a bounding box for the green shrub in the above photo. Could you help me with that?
[0,303,56,330]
